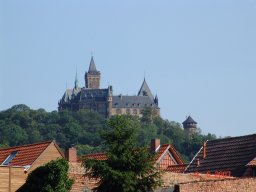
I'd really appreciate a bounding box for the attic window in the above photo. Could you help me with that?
[2,151,18,165]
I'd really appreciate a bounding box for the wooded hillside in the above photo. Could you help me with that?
[0,104,216,162]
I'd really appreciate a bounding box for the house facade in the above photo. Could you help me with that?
[0,141,64,192]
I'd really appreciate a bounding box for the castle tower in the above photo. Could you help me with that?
[84,56,101,89]
[182,116,198,135]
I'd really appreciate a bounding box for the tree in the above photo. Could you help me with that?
[83,115,161,192]
[18,158,73,192]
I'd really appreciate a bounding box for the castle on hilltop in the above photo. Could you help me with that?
[58,56,160,118]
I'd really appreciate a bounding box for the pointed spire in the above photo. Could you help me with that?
[138,78,154,100]
[154,94,158,106]
[88,56,97,73]
[74,70,78,89]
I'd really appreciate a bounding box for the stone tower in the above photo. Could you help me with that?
[182,116,198,135]
[84,56,101,89]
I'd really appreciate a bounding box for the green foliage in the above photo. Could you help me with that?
[0,105,105,150]
[83,115,162,192]
[0,104,217,161]
[18,158,73,192]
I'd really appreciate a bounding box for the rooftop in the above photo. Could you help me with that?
[0,140,60,167]
[185,134,256,176]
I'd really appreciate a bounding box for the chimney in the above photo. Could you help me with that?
[203,141,207,159]
[150,139,160,152]
[65,147,77,162]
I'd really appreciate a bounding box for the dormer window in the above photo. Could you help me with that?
[2,151,18,166]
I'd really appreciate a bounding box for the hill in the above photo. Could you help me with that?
[0,104,216,162]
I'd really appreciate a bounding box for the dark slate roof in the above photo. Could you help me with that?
[185,134,256,177]
[137,79,154,100]
[80,88,108,101]
[112,95,158,108]
[182,116,197,124]
[60,88,108,103]
[61,88,81,102]
[88,56,100,74]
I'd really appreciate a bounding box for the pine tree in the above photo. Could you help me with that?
[83,115,162,192]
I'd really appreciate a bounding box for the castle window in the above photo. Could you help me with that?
[115,103,118,107]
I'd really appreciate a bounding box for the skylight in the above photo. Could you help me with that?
[1,151,18,165]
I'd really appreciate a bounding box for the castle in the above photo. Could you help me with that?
[58,56,160,118]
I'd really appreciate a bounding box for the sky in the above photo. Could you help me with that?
[1,0,256,137]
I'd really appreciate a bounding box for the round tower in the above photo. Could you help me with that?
[182,116,198,135]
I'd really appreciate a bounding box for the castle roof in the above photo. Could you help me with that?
[60,88,109,103]
[138,78,154,100]
[182,116,197,124]
[88,56,100,74]
[112,95,158,108]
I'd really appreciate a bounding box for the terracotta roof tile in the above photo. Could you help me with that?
[165,164,188,173]
[81,143,184,166]
[0,140,53,166]
[82,153,107,161]
[185,134,256,177]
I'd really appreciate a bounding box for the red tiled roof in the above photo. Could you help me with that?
[0,140,55,166]
[185,134,256,177]
[155,144,184,165]
[82,153,107,161]
[81,143,184,165]
[165,164,188,173]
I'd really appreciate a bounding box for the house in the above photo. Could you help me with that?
[67,139,185,192]
[83,139,184,170]
[0,140,64,192]
[185,134,256,177]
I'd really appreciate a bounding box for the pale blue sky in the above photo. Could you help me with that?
[1,0,256,137]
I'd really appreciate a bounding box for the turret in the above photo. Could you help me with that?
[154,94,158,106]
[182,116,198,135]
[74,70,79,90]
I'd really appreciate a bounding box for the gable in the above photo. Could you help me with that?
[30,142,64,172]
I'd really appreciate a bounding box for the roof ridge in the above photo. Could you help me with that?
[208,134,256,143]
[0,140,53,151]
